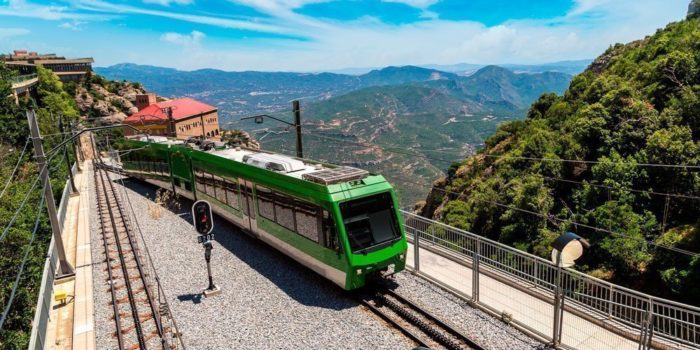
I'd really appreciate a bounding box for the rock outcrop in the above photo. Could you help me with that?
[690,0,700,18]
[74,79,146,125]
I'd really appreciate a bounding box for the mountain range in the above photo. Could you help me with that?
[96,63,574,204]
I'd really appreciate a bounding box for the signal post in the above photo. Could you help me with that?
[192,200,221,297]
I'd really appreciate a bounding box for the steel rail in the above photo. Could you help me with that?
[96,163,148,349]
[100,164,168,349]
[362,289,485,350]
[386,290,485,350]
[361,298,431,348]
[94,163,127,350]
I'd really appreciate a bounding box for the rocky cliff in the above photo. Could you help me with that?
[69,73,147,124]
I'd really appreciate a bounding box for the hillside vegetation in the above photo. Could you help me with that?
[0,65,79,348]
[261,66,570,205]
[421,16,700,304]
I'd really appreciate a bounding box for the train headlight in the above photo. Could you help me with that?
[399,254,405,261]
[356,269,362,275]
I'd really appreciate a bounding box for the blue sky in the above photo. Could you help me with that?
[0,0,689,71]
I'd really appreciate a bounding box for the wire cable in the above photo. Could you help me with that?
[291,135,699,257]
[298,132,700,201]
[0,153,63,242]
[542,176,700,201]
[0,191,45,330]
[0,139,31,199]
[398,178,700,258]
[298,132,700,170]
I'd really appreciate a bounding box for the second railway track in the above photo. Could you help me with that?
[361,289,485,350]
[95,162,170,350]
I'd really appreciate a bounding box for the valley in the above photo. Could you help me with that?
[97,64,575,205]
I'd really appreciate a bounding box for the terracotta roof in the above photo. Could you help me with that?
[124,98,217,123]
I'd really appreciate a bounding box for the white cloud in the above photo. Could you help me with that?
[75,0,298,34]
[51,0,689,72]
[133,0,688,72]
[142,0,194,6]
[0,0,98,20]
[161,30,205,46]
[381,0,440,9]
[59,21,86,30]
[0,27,30,39]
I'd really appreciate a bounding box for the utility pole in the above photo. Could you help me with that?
[26,109,75,278]
[163,107,175,137]
[71,121,83,173]
[58,115,78,195]
[200,112,206,138]
[293,100,303,158]
[241,101,304,157]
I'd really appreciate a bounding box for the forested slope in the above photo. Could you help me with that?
[420,13,700,304]
[0,65,80,348]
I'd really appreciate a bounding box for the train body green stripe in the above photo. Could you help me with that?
[116,139,407,290]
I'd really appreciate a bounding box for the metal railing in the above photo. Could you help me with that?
[401,210,700,350]
[27,163,77,350]
[10,73,38,85]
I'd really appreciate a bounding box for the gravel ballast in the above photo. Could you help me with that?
[90,169,544,350]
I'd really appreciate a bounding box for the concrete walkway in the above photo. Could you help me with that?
[405,243,685,350]
[45,162,95,350]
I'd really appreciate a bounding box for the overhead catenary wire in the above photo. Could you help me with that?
[294,133,700,258]
[0,139,31,199]
[397,177,700,258]
[298,132,700,170]
[0,152,63,242]
[298,132,700,201]
[0,190,46,330]
[542,176,700,201]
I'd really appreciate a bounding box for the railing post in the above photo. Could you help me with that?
[608,285,615,319]
[472,237,480,302]
[533,258,539,289]
[552,255,563,347]
[413,224,420,272]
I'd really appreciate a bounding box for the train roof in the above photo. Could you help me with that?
[131,135,371,185]
[209,146,370,185]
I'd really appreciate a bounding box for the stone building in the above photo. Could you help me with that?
[1,50,94,82]
[123,97,221,139]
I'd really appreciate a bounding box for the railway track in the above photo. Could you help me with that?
[361,289,485,350]
[94,162,171,350]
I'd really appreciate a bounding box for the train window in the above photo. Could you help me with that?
[240,182,255,218]
[256,185,275,220]
[322,210,338,251]
[213,175,227,204]
[194,169,206,193]
[274,195,296,232]
[205,173,216,198]
[295,204,319,242]
[340,192,401,254]
[224,179,240,209]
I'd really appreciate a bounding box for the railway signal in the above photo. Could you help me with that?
[192,200,214,235]
[191,200,220,296]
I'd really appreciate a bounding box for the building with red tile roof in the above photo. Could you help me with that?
[123,97,221,139]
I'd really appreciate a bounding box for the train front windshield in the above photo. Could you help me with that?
[340,192,401,254]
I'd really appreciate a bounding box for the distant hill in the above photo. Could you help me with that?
[422,59,592,76]
[97,63,571,204]
[96,64,568,121]
[95,64,457,117]
[420,14,700,304]
[259,66,572,204]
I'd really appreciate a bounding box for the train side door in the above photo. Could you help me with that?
[239,178,258,237]
[170,150,194,198]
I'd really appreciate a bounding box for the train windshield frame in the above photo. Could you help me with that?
[340,192,401,254]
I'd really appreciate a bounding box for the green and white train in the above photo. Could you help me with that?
[115,136,408,290]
